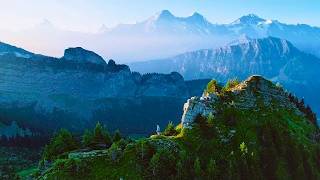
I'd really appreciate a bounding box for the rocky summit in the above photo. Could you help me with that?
[63,47,106,65]
[37,75,320,179]
[181,75,314,128]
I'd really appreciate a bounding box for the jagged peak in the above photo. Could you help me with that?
[154,10,175,20]
[188,12,205,20]
[231,14,266,25]
[186,12,209,24]
[150,10,209,24]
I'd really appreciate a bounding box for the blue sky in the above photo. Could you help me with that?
[0,0,319,32]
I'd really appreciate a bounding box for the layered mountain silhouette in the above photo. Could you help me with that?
[0,42,209,136]
[130,37,320,118]
[1,10,320,61]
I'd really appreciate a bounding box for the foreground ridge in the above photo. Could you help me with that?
[37,76,320,179]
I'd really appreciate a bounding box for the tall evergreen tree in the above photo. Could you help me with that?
[92,122,112,149]
[113,130,122,142]
[82,129,94,148]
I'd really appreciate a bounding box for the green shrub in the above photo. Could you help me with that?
[224,78,240,91]
[135,140,155,167]
[204,80,222,95]
[164,122,178,136]
[149,149,177,179]
[113,130,122,142]
[43,129,79,161]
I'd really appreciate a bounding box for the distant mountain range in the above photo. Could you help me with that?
[1,10,320,61]
[130,37,320,118]
[0,42,209,137]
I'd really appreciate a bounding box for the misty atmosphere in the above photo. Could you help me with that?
[0,1,319,179]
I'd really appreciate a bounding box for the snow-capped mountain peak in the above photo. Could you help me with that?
[232,14,266,25]
[154,10,176,21]
[187,12,205,21]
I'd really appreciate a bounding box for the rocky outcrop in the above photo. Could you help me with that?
[181,95,216,128]
[63,47,106,65]
[181,75,309,128]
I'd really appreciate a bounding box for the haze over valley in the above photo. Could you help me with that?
[0,1,320,179]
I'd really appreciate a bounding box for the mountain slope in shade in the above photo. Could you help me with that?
[130,37,320,118]
[0,43,207,136]
[0,41,34,58]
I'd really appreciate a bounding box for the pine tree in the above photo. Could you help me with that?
[92,122,112,149]
[82,129,94,148]
[113,130,122,142]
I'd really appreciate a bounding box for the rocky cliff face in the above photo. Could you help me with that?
[131,37,320,119]
[131,37,309,81]
[181,75,315,128]
[0,46,192,135]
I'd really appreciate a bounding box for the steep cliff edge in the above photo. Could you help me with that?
[38,76,319,179]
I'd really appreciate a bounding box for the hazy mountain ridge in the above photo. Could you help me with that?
[1,10,320,61]
[0,44,203,136]
[130,37,320,118]
[131,36,307,80]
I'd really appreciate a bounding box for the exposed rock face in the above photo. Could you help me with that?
[131,37,305,81]
[181,75,309,128]
[181,95,216,128]
[131,37,320,118]
[63,47,106,65]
